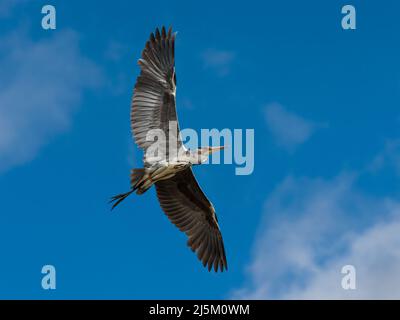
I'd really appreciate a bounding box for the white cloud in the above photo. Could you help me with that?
[232,172,400,299]
[201,48,235,77]
[264,103,323,152]
[0,29,102,172]
[286,213,400,299]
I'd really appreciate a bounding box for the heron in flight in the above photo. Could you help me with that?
[110,26,227,272]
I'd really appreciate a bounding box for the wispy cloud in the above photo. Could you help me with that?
[0,0,28,17]
[0,29,102,172]
[201,48,235,77]
[231,169,400,299]
[368,139,400,175]
[180,97,195,110]
[264,103,324,152]
[104,40,127,62]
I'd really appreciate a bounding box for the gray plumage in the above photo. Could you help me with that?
[111,26,227,272]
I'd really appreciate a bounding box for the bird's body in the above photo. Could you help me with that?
[111,26,227,272]
[135,159,190,194]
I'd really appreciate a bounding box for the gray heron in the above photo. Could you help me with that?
[110,27,227,272]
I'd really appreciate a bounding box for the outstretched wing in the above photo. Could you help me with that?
[155,168,228,272]
[131,26,182,160]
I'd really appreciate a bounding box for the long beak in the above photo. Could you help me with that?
[209,146,225,154]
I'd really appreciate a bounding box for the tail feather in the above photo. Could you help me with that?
[130,168,145,188]
[109,168,146,210]
[109,190,134,210]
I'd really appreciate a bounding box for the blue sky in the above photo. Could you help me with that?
[0,0,399,299]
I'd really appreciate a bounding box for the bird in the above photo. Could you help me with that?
[110,26,227,272]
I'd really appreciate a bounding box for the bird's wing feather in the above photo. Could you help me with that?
[131,26,182,158]
[155,168,228,272]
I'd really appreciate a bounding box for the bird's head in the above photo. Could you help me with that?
[192,146,225,164]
